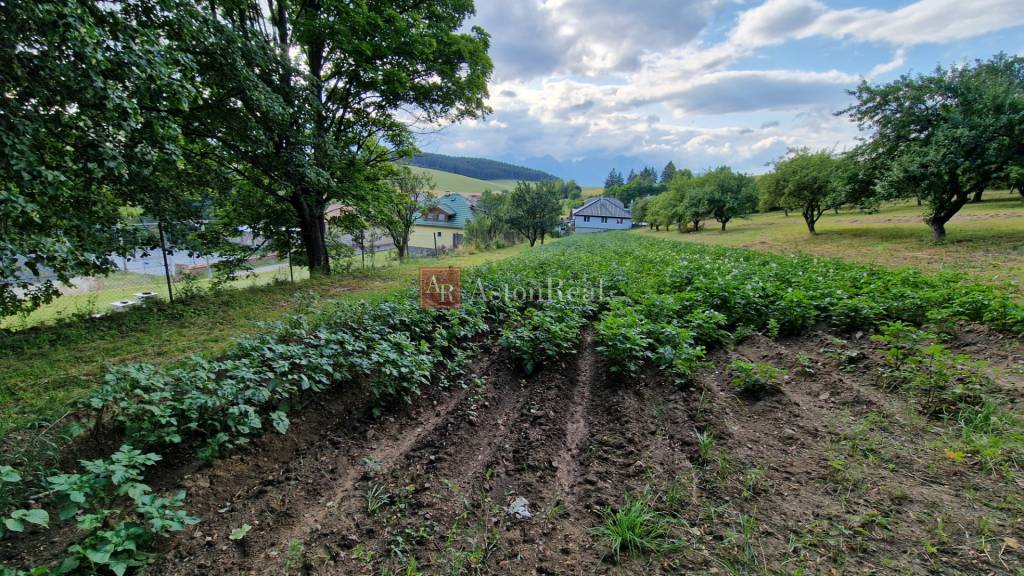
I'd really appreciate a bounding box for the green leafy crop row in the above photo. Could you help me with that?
[473,234,1021,381]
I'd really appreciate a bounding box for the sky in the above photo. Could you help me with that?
[415,0,1024,185]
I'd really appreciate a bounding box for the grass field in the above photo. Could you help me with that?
[636,193,1024,296]
[0,244,529,437]
[410,167,515,195]
[0,264,304,331]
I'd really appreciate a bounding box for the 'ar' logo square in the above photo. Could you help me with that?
[419,267,461,309]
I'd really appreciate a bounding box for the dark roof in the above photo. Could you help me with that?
[572,197,631,219]
[414,194,474,229]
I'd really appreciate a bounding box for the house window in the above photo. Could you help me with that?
[583,216,590,223]
[601,217,608,223]
[617,218,623,224]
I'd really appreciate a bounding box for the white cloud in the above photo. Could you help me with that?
[732,0,1024,47]
[867,48,907,79]
[427,0,1024,181]
[470,0,728,80]
[810,0,1024,45]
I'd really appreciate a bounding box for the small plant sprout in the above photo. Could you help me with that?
[694,429,716,464]
[229,523,253,541]
[284,538,306,574]
[366,483,389,515]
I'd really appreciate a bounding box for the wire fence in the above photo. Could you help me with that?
[3,220,465,329]
[1,221,300,329]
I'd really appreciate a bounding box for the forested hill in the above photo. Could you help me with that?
[404,153,557,181]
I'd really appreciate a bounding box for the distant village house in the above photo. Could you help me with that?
[571,197,631,233]
[409,193,475,255]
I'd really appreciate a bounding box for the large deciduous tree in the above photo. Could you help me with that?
[841,54,1024,240]
[187,0,492,273]
[0,0,203,316]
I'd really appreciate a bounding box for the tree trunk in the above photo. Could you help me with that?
[971,189,984,203]
[803,210,816,234]
[292,194,330,275]
[926,179,971,242]
[692,219,700,232]
[719,220,727,231]
[803,203,821,235]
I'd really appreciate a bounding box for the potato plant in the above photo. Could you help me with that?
[4,233,1023,575]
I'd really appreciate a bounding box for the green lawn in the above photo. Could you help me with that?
[0,264,305,331]
[410,167,513,195]
[0,244,527,437]
[636,193,1024,296]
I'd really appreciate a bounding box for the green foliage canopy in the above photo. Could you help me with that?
[841,53,1024,239]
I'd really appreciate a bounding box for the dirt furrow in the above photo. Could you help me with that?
[153,377,474,575]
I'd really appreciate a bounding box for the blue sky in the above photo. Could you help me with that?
[416,0,1024,185]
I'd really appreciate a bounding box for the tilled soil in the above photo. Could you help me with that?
[31,328,1019,575]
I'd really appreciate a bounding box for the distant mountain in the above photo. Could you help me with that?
[404,153,557,182]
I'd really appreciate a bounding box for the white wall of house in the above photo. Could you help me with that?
[574,216,632,232]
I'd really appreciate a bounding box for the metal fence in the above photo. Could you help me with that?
[2,222,299,329]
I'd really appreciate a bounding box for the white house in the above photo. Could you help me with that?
[571,197,631,233]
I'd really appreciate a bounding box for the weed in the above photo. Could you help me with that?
[366,483,390,515]
[695,429,716,464]
[284,538,306,574]
[591,496,676,563]
[741,466,765,498]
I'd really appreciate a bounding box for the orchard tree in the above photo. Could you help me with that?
[631,196,652,227]
[506,181,562,246]
[556,179,583,200]
[771,149,846,234]
[186,0,492,273]
[841,54,1024,240]
[698,167,758,231]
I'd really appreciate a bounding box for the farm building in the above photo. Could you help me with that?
[571,197,631,233]
[409,193,474,254]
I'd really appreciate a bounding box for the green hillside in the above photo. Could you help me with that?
[405,152,556,181]
[411,167,515,195]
